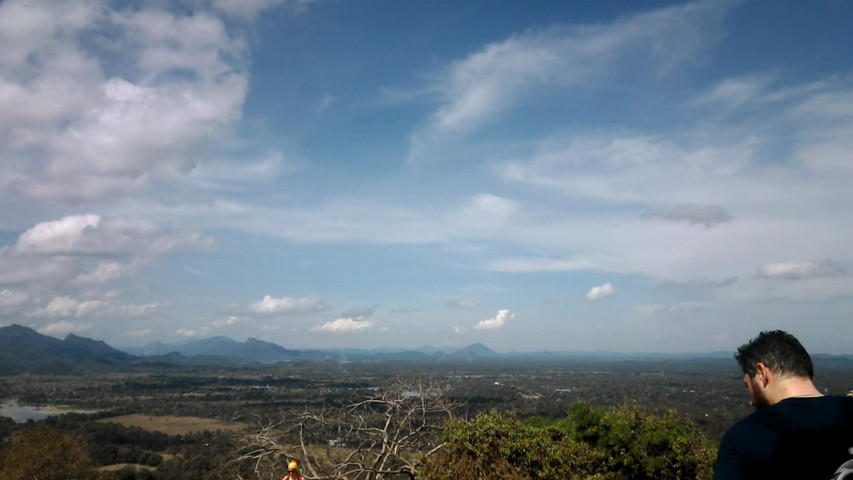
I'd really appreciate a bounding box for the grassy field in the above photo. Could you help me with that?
[98,414,248,435]
[97,463,156,472]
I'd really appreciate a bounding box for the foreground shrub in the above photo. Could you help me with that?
[421,401,714,480]
[0,426,97,480]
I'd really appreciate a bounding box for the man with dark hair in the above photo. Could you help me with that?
[713,330,853,479]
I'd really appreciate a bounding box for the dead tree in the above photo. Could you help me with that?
[229,379,460,480]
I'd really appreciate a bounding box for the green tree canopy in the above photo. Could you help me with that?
[421,401,715,480]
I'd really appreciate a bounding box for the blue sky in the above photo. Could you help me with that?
[1,0,853,353]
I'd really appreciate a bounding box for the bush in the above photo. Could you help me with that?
[0,426,97,480]
[421,401,714,480]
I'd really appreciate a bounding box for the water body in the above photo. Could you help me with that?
[0,399,85,423]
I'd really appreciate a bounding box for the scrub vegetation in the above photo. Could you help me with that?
[1,359,852,479]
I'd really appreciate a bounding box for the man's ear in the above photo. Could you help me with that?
[755,362,771,387]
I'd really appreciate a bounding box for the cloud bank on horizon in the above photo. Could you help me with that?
[1,0,853,354]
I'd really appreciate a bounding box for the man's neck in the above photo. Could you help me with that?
[769,375,823,404]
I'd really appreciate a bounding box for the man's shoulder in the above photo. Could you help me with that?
[723,396,853,438]
[775,395,853,417]
[716,396,853,480]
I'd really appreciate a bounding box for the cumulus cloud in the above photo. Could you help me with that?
[33,296,80,318]
[0,215,214,289]
[249,295,329,315]
[311,317,373,333]
[474,309,514,330]
[0,289,28,315]
[758,259,846,279]
[11,214,214,257]
[647,203,733,228]
[0,0,250,203]
[585,283,616,301]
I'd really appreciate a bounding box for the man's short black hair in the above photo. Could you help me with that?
[735,330,814,378]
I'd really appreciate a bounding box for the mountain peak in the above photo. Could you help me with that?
[0,324,129,374]
[460,343,497,356]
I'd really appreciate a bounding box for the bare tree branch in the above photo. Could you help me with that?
[227,379,461,480]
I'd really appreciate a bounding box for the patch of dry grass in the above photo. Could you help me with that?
[96,463,156,472]
[98,414,247,435]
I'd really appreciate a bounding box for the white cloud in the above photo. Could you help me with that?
[115,303,163,318]
[409,0,729,162]
[33,296,80,318]
[500,135,759,206]
[30,295,163,319]
[39,320,92,336]
[0,289,28,315]
[249,295,329,315]
[461,193,518,221]
[75,261,140,285]
[691,75,774,112]
[212,316,247,328]
[185,151,299,190]
[176,328,206,338]
[585,283,616,301]
[474,309,514,330]
[311,317,373,333]
[795,128,853,175]
[647,203,733,228]
[11,214,214,257]
[0,1,250,203]
[0,215,214,290]
[486,257,598,273]
[692,75,853,177]
[758,259,846,279]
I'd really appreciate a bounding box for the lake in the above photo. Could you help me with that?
[0,399,93,423]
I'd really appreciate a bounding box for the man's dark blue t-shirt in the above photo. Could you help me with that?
[713,396,853,480]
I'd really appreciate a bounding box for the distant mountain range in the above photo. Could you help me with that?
[0,324,132,374]
[2,323,852,375]
[125,335,311,363]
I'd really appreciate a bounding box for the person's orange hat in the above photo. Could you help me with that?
[288,461,298,471]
